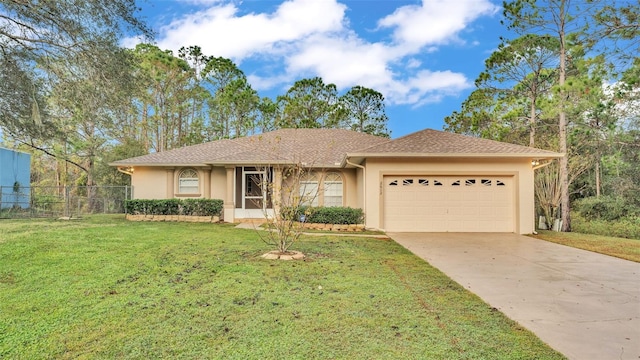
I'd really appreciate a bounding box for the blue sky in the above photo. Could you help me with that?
[132,0,512,138]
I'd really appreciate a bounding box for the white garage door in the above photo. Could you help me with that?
[383,176,514,232]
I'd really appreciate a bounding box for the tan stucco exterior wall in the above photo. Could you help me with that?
[211,166,227,200]
[362,158,536,234]
[341,168,358,208]
[131,166,228,201]
[131,167,168,199]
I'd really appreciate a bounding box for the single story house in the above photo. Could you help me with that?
[0,147,31,209]
[110,128,563,234]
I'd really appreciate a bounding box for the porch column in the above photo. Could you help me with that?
[273,166,283,216]
[203,167,212,199]
[166,168,175,198]
[223,166,235,223]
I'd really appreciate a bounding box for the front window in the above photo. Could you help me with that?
[323,172,343,207]
[178,168,199,194]
[300,173,319,207]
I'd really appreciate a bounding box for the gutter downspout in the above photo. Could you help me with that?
[532,161,554,170]
[345,158,366,225]
[117,166,134,176]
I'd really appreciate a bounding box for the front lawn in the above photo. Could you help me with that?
[531,230,640,262]
[0,216,564,359]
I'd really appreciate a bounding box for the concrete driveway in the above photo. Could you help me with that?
[388,232,640,360]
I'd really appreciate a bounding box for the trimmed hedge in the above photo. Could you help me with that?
[125,199,223,217]
[294,206,364,225]
[182,199,224,216]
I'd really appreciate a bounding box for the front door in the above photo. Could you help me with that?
[236,167,273,218]
[244,171,265,211]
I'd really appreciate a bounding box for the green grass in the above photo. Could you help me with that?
[0,216,564,359]
[531,230,640,262]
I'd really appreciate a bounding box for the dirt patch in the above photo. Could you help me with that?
[261,251,305,260]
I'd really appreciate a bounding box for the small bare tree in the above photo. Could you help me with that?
[250,161,320,257]
[535,161,561,230]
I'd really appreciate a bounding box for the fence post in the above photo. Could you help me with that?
[65,186,71,218]
[29,186,34,217]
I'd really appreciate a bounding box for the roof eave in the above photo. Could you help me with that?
[109,162,211,167]
[109,160,344,167]
[206,160,292,166]
[345,152,565,159]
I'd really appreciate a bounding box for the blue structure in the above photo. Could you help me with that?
[0,147,31,209]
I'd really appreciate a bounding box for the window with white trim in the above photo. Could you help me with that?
[323,172,343,207]
[178,168,199,194]
[300,173,319,206]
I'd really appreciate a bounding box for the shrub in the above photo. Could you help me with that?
[572,213,640,240]
[182,199,223,216]
[124,199,223,217]
[124,199,145,214]
[149,199,180,215]
[295,206,364,225]
[574,196,640,221]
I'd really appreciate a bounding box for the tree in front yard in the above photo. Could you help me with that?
[251,161,319,258]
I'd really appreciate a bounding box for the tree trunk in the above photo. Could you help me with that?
[86,157,98,212]
[142,103,149,151]
[529,94,536,147]
[595,158,601,197]
[558,0,571,232]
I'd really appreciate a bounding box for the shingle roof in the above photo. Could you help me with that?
[352,129,562,158]
[110,128,389,167]
[109,139,239,166]
[110,128,562,168]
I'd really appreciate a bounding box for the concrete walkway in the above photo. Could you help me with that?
[389,232,640,360]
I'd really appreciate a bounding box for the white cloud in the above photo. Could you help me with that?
[406,58,422,69]
[176,0,225,6]
[282,33,472,104]
[137,0,495,106]
[286,34,393,88]
[155,0,347,60]
[404,70,471,105]
[378,0,499,49]
[247,73,292,92]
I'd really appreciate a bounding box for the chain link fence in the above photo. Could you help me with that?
[0,186,132,219]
